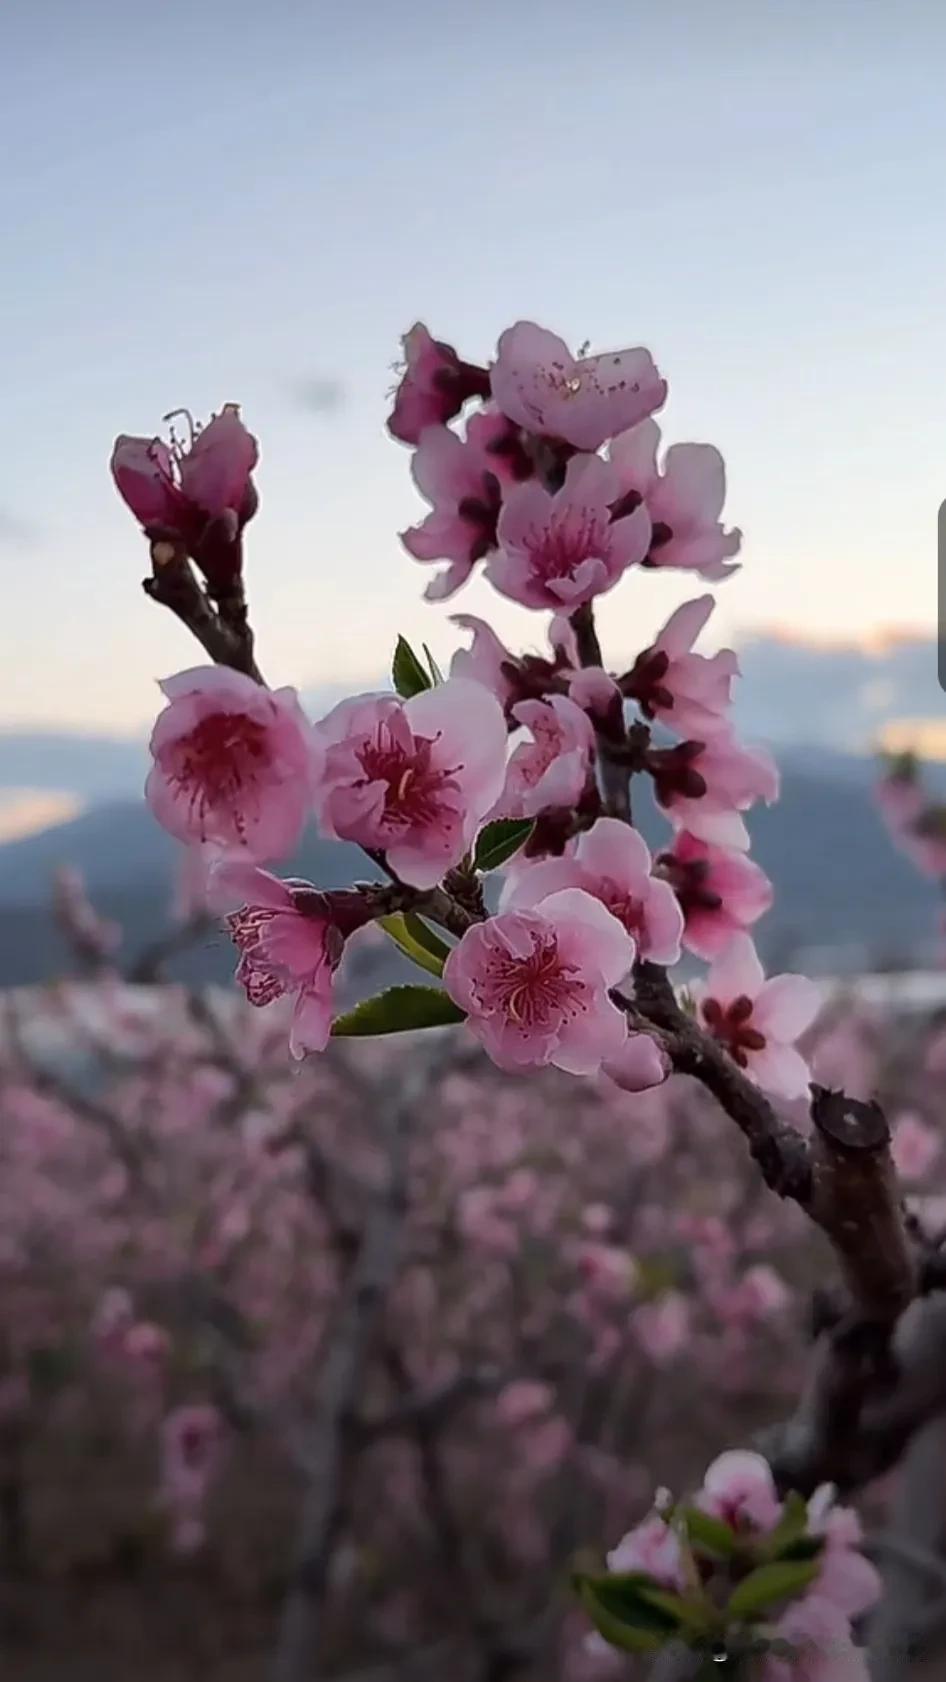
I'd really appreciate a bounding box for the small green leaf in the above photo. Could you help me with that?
[392,635,432,699]
[576,1576,670,1654]
[775,1536,825,1564]
[423,643,444,685]
[473,818,535,872]
[378,912,451,979]
[679,1507,738,1560]
[636,1584,716,1637]
[331,985,465,1038]
[726,1559,820,1621]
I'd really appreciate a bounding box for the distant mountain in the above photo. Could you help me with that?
[0,730,145,800]
[732,632,945,754]
[0,756,940,986]
[2,633,943,812]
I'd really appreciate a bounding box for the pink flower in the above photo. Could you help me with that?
[760,1596,870,1682]
[631,1292,690,1364]
[651,732,780,850]
[902,809,946,879]
[623,596,738,737]
[608,418,741,579]
[112,405,258,591]
[495,696,596,819]
[717,1265,791,1326]
[874,756,923,833]
[577,1243,638,1299]
[806,1495,882,1621]
[490,321,666,451]
[401,411,530,601]
[158,1403,226,1555]
[606,1513,686,1590]
[217,864,358,1059]
[656,832,773,959]
[696,935,820,1100]
[111,434,183,530]
[177,407,258,521]
[488,454,651,611]
[443,889,635,1075]
[891,1110,940,1179]
[697,1449,783,1534]
[502,819,683,965]
[147,667,317,861]
[313,678,507,889]
[387,323,491,445]
[450,614,578,717]
[123,1321,172,1371]
[450,614,518,708]
[602,1032,670,1093]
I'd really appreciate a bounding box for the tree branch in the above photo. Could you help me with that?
[144,540,263,681]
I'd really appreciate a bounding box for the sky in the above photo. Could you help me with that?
[3,0,946,734]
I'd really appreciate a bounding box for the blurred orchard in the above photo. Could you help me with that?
[2,320,946,1682]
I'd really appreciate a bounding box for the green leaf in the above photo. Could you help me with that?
[473,818,535,873]
[392,635,432,699]
[679,1507,738,1560]
[636,1584,716,1637]
[331,985,465,1038]
[575,1576,670,1654]
[423,643,444,685]
[726,1559,821,1621]
[775,1536,825,1564]
[378,912,451,980]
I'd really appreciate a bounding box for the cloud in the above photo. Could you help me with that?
[290,376,346,415]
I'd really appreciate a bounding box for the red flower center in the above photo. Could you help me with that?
[358,726,459,834]
[701,994,766,1067]
[478,929,588,1029]
[524,507,609,585]
[167,712,269,835]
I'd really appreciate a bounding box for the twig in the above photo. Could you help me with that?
[144,541,263,682]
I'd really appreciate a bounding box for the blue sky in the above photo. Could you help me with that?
[3,0,946,732]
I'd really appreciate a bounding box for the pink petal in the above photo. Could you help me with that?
[210,862,294,911]
[707,933,765,1005]
[289,986,333,1060]
[607,418,660,490]
[655,443,726,526]
[655,595,715,660]
[577,818,653,889]
[604,1033,669,1092]
[540,888,636,987]
[552,996,628,1076]
[753,974,821,1042]
[499,857,583,910]
[748,1043,812,1100]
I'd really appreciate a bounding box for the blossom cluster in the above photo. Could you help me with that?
[581,1450,880,1678]
[113,319,818,1098]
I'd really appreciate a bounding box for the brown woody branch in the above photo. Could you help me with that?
[144,539,263,681]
